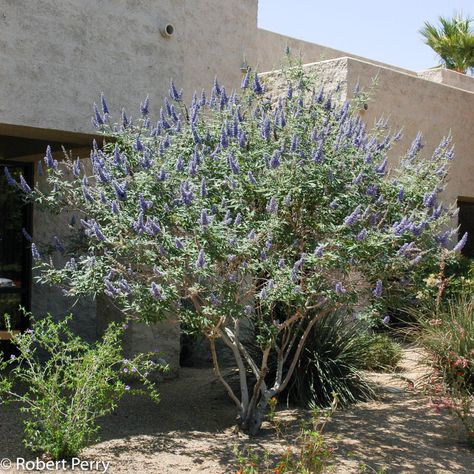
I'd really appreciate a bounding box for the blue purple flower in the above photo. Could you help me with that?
[19,175,31,193]
[266,197,277,214]
[44,146,58,169]
[150,282,162,299]
[253,73,264,94]
[195,249,206,269]
[373,279,383,297]
[453,232,468,253]
[31,243,41,260]
[247,171,257,185]
[169,79,183,101]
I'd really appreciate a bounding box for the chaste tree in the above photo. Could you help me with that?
[5,60,464,434]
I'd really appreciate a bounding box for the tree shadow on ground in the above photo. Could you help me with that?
[326,392,474,473]
[1,368,473,473]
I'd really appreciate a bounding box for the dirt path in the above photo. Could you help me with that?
[0,347,473,473]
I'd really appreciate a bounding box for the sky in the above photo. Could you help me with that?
[258,1,473,72]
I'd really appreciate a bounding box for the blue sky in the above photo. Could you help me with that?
[258,1,473,71]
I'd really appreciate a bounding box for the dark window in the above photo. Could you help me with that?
[458,199,474,258]
[0,162,32,341]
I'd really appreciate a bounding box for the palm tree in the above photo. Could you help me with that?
[420,13,474,74]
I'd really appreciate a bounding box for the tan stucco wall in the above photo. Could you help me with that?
[0,0,418,138]
[345,58,474,207]
[0,0,184,133]
[255,29,415,76]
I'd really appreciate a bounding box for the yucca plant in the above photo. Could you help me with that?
[261,312,377,408]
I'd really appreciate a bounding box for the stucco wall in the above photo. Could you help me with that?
[417,68,474,94]
[0,0,418,138]
[255,29,415,77]
[0,0,185,133]
[31,162,97,342]
[345,58,474,206]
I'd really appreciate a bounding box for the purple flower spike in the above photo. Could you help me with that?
[169,79,183,101]
[375,158,388,175]
[373,279,383,297]
[44,145,57,169]
[228,153,240,174]
[100,92,109,115]
[113,181,127,201]
[150,282,162,300]
[344,206,361,226]
[200,178,207,197]
[22,228,32,242]
[453,232,468,253]
[397,187,405,202]
[260,116,271,140]
[247,171,257,185]
[195,249,206,269]
[140,95,150,115]
[266,197,277,214]
[314,245,324,257]
[423,191,436,209]
[253,73,264,95]
[93,222,107,241]
[270,150,281,169]
[3,166,16,186]
[241,68,251,89]
[335,282,346,294]
[356,229,367,241]
[31,243,41,260]
[20,175,31,194]
[382,315,391,324]
[93,102,104,126]
[199,209,210,227]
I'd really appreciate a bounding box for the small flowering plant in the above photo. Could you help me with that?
[4,59,462,434]
[0,313,165,460]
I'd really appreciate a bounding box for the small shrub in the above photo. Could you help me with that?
[418,291,474,442]
[0,313,166,460]
[235,404,335,474]
[360,334,403,372]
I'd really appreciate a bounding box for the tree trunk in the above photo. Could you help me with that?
[239,398,268,436]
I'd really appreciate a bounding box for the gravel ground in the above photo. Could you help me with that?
[0,347,473,473]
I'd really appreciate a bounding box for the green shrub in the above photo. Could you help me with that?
[235,405,335,474]
[360,333,403,372]
[419,293,474,391]
[0,314,166,460]
[417,291,474,441]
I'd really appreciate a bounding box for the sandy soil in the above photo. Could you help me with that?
[0,346,473,473]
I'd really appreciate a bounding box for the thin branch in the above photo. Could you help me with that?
[209,336,241,411]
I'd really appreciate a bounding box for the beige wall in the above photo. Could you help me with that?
[0,0,418,138]
[255,29,415,76]
[345,58,474,206]
[0,0,184,132]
